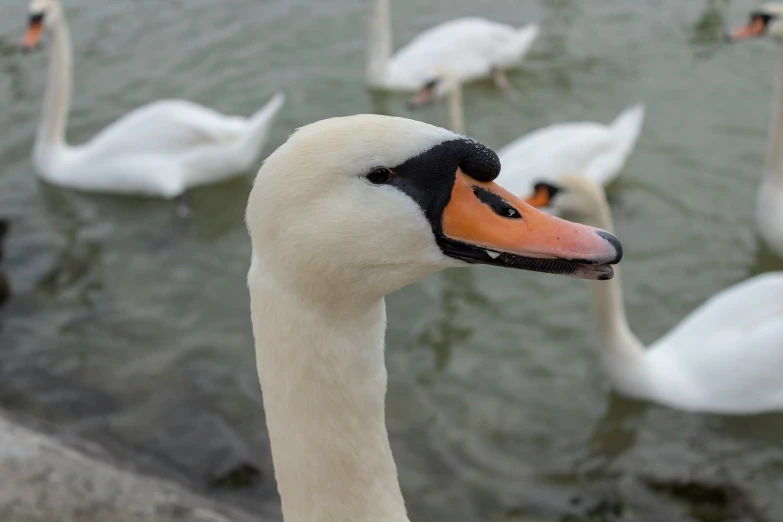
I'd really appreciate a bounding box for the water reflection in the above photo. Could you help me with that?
[691,0,731,45]
[417,268,491,370]
[0,220,9,308]
[35,186,103,305]
[0,36,26,101]
[577,393,648,477]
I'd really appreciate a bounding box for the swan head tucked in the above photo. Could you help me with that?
[406,69,460,109]
[20,0,63,51]
[728,3,783,42]
[247,115,622,304]
[526,175,612,229]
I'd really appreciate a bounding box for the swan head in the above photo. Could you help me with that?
[406,69,460,109]
[728,3,783,42]
[20,0,63,51]
[247,116,622,302]
[525,175,610,226]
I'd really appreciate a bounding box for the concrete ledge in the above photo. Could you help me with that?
[0,413,261,522]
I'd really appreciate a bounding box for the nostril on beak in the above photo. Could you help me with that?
[596,230,623,263]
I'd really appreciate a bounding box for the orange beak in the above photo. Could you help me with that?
[439,171,621,280]
[21,19,43,51]
[406,83,437,110]
[524,183,553,208]
[728,17,767,41]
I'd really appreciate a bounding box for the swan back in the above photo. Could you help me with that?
[495,104,645,197]
[390,19,538,87]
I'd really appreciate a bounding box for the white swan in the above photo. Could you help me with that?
[729,3,783,257]
[526,175,783,415]
[246,115,622,521]
[408,71,645,198]
[366,0,539,99]
[20,0,285,199]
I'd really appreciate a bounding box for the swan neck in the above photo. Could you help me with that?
[583,201,645,363]
[248,267,409,522]
[366,0,392,86]
[446,82,465,135]
[36,17,72,163]
[765,45,783,188]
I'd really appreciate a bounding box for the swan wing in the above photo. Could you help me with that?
[495,105,645,197]
[495,123,614,196]
[389,19,537,85]
[648,273,783,412]
[82,100,248,158]
[656,272,783,345]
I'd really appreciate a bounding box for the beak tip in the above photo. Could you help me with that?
[724,33,735,43]
[596,230,623,264]
[405,101,418,111]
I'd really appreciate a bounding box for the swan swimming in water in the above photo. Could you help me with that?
[729,3,783,257]
[407,70,645,198]
[246,115,622,521]
[20,0,285,201]
[366,0,539,100]
[527,175,783,415]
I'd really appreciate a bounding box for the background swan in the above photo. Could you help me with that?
[527,175,783,415]
[20,0,285,199]
[729,3,783,257]
[246,115,622,521]
[366,0,539,97]
[408,70,645,197]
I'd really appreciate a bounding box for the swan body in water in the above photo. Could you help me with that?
[729,3,783,257]
[20,0,284,199]
[527,175,783,415]
[407,71,645,198]
[246,115,622,521]
[366,0,539,98]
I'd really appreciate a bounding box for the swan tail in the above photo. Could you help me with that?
[513,24,540,59]
[583,103,645,185]
[609,103,645,159]
[249,92,286,131]
[235,92,286,169]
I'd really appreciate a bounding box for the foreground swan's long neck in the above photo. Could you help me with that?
[366,0,392,86]
[580,195,646,372]
[764,44,783,189]
[35,15,72,168]
[248,261,409,522]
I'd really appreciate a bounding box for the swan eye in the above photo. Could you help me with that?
[366,168,393,185]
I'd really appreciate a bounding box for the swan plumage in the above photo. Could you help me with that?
[408,71,644,198]
[246,115,621,521]
[367,0,538,96]
[496,104,646,197]
[528,175,783,414]
[21,0,284,198]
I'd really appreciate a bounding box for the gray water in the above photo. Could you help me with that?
[1,0,782,520]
